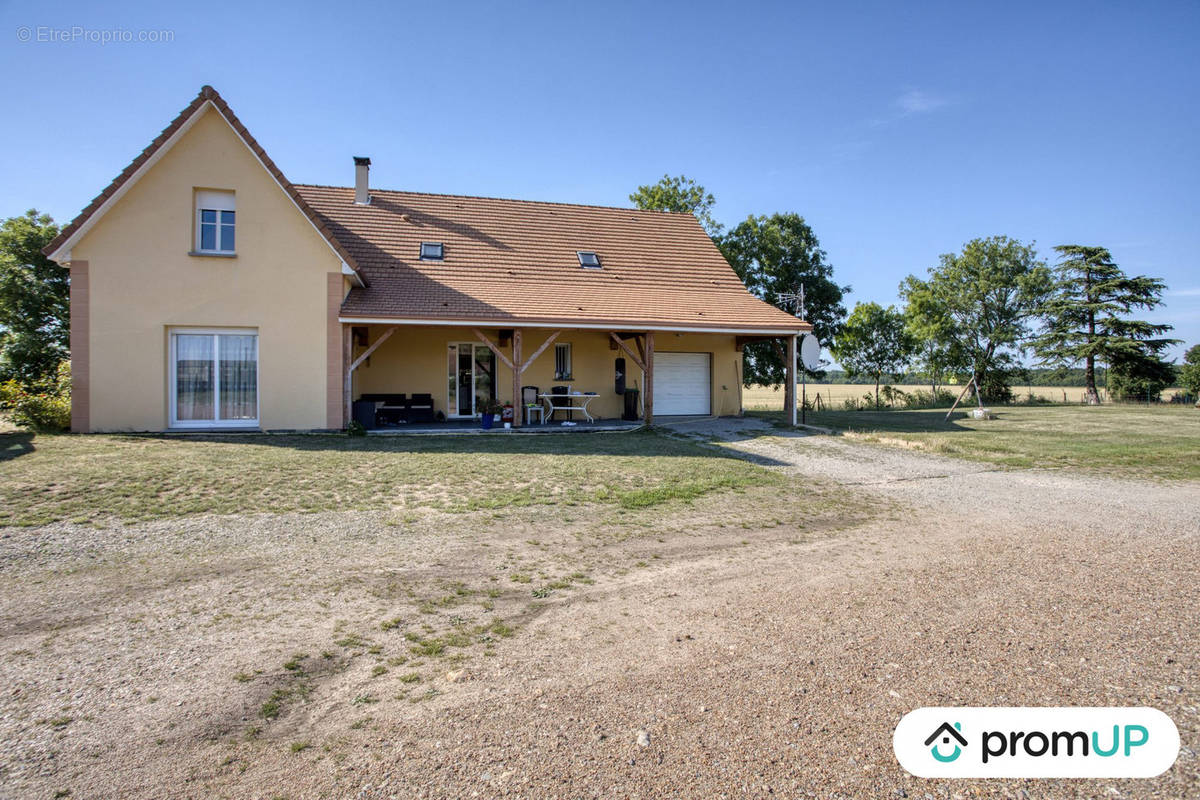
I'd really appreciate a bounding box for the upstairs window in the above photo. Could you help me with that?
[195,190,236,254]
[577,251,601,269]
[420,242,444,260]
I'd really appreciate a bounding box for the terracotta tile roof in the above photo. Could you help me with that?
[296,185,809,333]
[46,84,803,333]
[43,87,366,285]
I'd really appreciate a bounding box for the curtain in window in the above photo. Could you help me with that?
[173,332,257,424]
[175,334,214,421]
[219,334,257,420]
[474,345,495,412]
[555,344,571,379]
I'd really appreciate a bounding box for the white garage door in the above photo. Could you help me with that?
[655,352,711,415]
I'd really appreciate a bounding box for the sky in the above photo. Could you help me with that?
[2,0,1198,360]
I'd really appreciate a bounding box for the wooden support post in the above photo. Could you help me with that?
[735,357,743,416]
[343,325,399,428]
[521,331,560,372]
[471,328,515,370]
[786,334,798,426]
[608,331,646,371]
[348,326,397,373]
[644,331,655,425]
[342,324,353,428]
[944,376,978,421]
[510,328,522,428]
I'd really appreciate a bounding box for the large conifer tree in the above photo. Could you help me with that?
[1033,245,1176,404]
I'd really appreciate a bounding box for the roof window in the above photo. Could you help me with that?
[577,251,601,269]
[420,242,444,261]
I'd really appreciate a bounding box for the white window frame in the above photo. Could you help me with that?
[554,342,572,381]
[195,190,236,254]
[168,327,260,429]
[420,242,444,260]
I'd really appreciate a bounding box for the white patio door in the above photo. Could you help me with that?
[446,342,495,417]
[169,329,259,428]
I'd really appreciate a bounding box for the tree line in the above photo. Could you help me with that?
[817,366,1121,388]
[630,176,1198,408]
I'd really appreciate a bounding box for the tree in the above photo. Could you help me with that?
[900,274,969,396]
[717,213,849,386]
[0,210,66,383]
[1032,245,1177,404]
[1180,344,1200,403]
[629,175,722,236]
[832,302,916,408]
[900,236,1051,403]
[1108,349,1176,402]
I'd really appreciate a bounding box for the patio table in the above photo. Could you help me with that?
[539,392,598,423]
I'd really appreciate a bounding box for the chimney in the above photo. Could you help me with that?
[353,156,371,205]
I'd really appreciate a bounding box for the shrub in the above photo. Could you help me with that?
[1178,344,1200,401]
[901,388,958,409]
[1,360,70,431]
[879,385,909,407]
[1109,354,1175,403]
[980,375,1015,404]
[1012,392,1056,406]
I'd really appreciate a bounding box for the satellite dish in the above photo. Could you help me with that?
[800,333,823,370]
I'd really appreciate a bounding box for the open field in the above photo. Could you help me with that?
[771,404,1200,480]
[1,421,1196,798]
[743,382,1185,408]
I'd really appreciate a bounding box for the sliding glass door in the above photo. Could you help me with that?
[446,342,495,417]
[170,329,259,428]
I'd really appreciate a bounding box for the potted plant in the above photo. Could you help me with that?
[480,398,503,429]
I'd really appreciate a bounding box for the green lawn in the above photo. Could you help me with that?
[0,429,788,527]
[790,404,1200,480]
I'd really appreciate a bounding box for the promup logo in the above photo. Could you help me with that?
[894,707,1179,778]
[924,721,967,762]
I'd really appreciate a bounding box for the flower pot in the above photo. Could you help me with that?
[481,413,494,430]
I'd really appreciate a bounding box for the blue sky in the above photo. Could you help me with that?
[3,0,1198,359]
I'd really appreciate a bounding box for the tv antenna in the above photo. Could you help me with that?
[777,285,807,320]
[779,285,827,424]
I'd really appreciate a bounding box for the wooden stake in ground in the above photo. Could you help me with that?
[944,376,982,421]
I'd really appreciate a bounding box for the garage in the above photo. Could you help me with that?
[654,352,711,415]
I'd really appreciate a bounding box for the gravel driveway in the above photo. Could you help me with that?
[2,421,1196,799]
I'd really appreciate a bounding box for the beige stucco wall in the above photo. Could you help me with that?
[69,105,344,431]
[353,326,743,421]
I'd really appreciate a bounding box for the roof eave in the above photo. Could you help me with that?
[336,313,811,336]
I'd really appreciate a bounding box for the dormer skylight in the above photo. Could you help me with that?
[420,242,444,261]
[577,251,601,269]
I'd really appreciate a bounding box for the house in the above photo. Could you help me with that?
[44,86,810,433]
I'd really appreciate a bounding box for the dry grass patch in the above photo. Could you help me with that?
[0,434,875,798]
[742,382,1183,408]
[0,428,782,526]
[771,405,1200,480]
